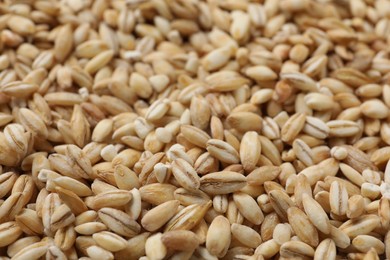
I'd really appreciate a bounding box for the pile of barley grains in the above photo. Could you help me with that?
[1,0,390,259]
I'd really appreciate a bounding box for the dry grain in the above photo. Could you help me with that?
[0,0,389,258]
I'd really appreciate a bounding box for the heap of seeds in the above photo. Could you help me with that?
[1,0,390,259]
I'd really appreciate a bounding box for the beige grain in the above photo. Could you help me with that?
[272,223,291,245]
[86,245,114,260]
[165,202,211,232]
[161,230,200,251]
[174,188,211,206]
[233,191,264,225]
[281,113,306,143]
[226,112,263,132]
[268,190,294,222]
[280,241,315,259]
[231,223,262,248]
[302,193,331,234]
[180,125,211,148]
[93,231,127,252]
[75,222,107,235]
[206,215,231,258]
[206,71,250,92]
[98,208,141,237]
[200,171,246,195]
[0,0,389,258]
[141,200,180,232]
[287,206,319,247]
[12,241,49,260]
[171,158,200,191]
[0,221,23,247]
[339,214,380,238]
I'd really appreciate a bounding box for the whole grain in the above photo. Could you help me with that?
[0,0,389,259]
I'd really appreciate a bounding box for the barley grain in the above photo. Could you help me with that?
[206,215,231,258]
[0,0,389,258]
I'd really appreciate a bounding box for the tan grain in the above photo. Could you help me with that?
[206,215,231,258]
[0,0,388,258]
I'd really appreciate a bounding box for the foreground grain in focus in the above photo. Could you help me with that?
[0,0,389,259]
